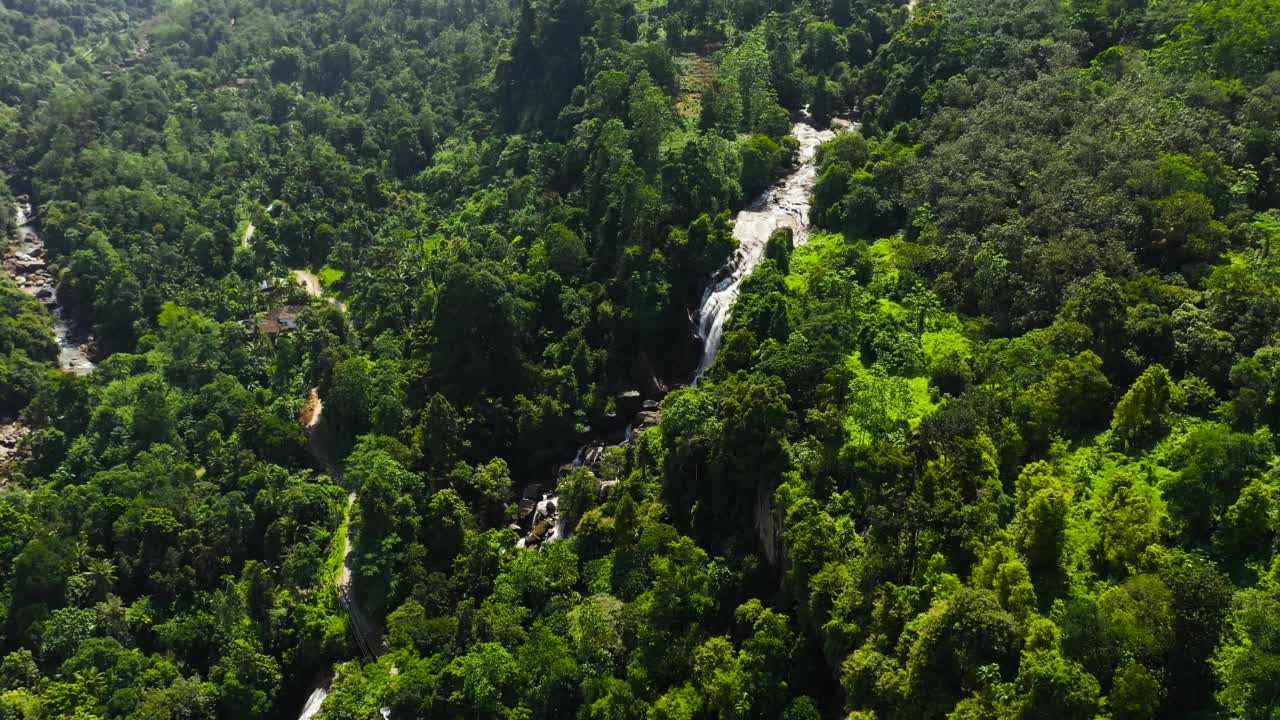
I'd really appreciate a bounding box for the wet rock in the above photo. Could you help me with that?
[0,420,30,465]
[616,390,642,419]
[11,253,45,271]
[528,518,555,545]
[35,287,53,300]
[521,483,543,500]
[598,479,619,501]
[637,410,660,428]
[630,352,668,397]
[690,121,834,381]
[642,399,660,411]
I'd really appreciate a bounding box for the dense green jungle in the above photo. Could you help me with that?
[2,0,1280,717]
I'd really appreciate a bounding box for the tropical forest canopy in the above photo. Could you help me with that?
[1,0,1280,718]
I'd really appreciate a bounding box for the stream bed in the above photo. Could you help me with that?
[5,198,96,374]
[692,120,835,380]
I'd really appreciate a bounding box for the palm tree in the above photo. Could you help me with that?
[83,557,116,599]
[96,594,128,638]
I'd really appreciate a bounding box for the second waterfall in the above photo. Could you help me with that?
[692,120,836,381]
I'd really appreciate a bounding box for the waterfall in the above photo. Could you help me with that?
[296,686,329,720]
[512,118,842,552]
[691,120,836,381]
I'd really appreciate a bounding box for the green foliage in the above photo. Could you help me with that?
[5,0,1280,718]
[1111,365,1173,449]
[1211,558,1280,716]
[0,275,57,412]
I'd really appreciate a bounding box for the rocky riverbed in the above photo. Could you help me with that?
[5,197,96,374]
[0,420,30,470]
[513,395,661,549]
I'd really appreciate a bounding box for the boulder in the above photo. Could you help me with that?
[615,390,643,418]
[598,479,620,501]
[12,254,44,271]
[528,518,555,544]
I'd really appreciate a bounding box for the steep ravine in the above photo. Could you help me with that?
[297,117,845,717]
[515,117,840,552]
[692,118,838,564]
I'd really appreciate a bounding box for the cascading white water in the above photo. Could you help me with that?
[513,119,842,553]
[692,121,836,381]
[296,685,330,720]
[6,198,96,374]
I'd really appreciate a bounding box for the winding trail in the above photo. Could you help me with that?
[296,387,383,719]
[294,269,347,311]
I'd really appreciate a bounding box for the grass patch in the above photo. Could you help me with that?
[867,238,901,290]
[905,375,939,426]
[922,328,972,365]
[660,125,701,155]
[674,52,717,119]
[323,500,350,588]
[319,265,345,290]
[786,231,842,288]
[843,352,940,444]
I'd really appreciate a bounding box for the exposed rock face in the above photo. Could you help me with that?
[616,390,643,420]
[513,401,663,550]
[630,351,668,397]
[527,518,555,545]
[0,420,29,468]
[753,486,781,568]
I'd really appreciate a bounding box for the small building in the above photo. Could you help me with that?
[257,305,303,335]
